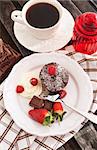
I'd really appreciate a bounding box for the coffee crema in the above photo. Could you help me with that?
[26,3,59,28]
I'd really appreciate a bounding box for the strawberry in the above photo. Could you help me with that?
[16,85,24,93]
[30,78,38,86]
[28,109,54,126]
[53,102,66,122]
[59,90,67,99]
[48,65,56,76]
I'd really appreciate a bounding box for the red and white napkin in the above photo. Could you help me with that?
[0,45,97,150]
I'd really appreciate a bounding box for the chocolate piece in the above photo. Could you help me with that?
[29,96,44,108]
[29,96,53,110]
[44,100,53,111]
[0,39,21,83]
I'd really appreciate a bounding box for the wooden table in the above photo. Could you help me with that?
[0,0,97,150]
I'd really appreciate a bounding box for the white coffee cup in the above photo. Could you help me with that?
[11,0,63,40]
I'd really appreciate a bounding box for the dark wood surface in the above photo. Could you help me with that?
[0,0,97,150]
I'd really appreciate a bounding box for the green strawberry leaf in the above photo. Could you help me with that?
[53,111,67,123]
[43,113,54,126]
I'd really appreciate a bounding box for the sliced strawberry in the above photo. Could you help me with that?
[16,85,24,93]
[48,65,56,76]
[28,109,54,126]
[53,102,63,112]
[30,78,38,86]
[53,102,66,122]
[59,90,67,99]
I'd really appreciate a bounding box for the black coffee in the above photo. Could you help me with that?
[26,3,59,28]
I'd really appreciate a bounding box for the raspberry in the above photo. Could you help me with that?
[48,65,56,76]
[59,90,67,99]
[16,85,24,93]
[30,78,38,86]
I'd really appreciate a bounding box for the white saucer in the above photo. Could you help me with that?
[13,8,74,53]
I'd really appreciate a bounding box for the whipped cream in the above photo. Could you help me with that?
[18,70,42,99]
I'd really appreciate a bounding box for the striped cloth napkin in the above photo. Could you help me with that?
[0,45,97,150]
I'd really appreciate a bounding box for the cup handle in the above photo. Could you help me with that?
[11,10,24,24]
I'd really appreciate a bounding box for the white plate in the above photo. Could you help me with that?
[13,7,74,53]
[3,52,93,136]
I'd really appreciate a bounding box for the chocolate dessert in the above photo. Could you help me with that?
[29,96,53,110]
[0,39,21,83]
[39,63,69,94]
